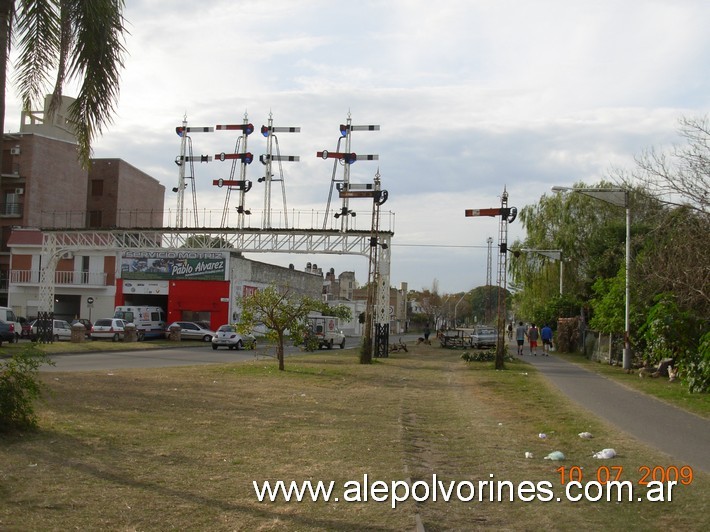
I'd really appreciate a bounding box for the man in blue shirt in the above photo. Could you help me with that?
[541,324,553,356]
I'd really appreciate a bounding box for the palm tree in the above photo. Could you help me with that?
[0,0,127,168]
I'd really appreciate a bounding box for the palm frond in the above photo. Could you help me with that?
[13,0,61,110]
[66,0,127,167]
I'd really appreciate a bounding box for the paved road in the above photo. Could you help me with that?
[516,349,710,473]
[40,338,362,372]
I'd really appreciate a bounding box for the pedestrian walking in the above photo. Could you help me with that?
[515,321,527,356]
[423,323,431,342]
[541,324,553,356]
[527,323,539,356]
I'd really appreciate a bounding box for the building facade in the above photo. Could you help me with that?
[0,96,164,306]
[8,229,322,330]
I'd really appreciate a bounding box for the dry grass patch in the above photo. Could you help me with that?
[0,346,707,530]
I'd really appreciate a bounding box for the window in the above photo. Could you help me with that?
[91,180,104,196]
[87,210,103,227]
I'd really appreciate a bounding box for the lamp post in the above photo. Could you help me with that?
[520,248,564,295]
[454,291,469,328]
[551,186,630,370]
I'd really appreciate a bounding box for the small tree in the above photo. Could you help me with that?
[0,346,54,432]
[237,286,351,371]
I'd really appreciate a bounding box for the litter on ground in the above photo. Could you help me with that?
[592,448,617,459]
[544,451,565,461]
[578,432,594,439]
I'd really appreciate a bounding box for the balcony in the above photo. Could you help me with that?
[10,269,109,286]
[0,201,23,218]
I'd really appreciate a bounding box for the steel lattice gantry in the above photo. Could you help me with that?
[38,227,392,322]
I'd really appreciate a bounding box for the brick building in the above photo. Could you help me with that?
[0,96,164,306]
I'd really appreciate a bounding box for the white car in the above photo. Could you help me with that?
[30,319,73,342]
[91,318,127,342]
[211,324,256,350]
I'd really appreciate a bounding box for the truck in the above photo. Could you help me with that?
[306,315,346,349]
[113,305,166,340]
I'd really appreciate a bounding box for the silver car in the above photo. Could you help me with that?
[470,327,498,348]
[211,324,256,350]
[165,321,215,342]
[30,319,73,342]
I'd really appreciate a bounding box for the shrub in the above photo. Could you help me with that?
[682,331,710,394]
[0,347,54,432]
[556,317,580,353]
[461,350,514,363]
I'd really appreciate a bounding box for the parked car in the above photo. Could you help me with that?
[0,320,15,345]
[91,318,127,342]
[211,324,256,350]
[30,318,73,342]
[0,306,22,342]
[21,316,34,339]
[470,326,498,348]
[165,321,215,342]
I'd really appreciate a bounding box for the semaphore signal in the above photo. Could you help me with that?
[320,113,380,231]
[465,187,517,370]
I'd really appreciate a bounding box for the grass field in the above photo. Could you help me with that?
[1,343,708,530]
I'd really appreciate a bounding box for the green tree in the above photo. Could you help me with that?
[237,285,351,371]
[511,180,631,328]
[589,266,625,334]
[0,0,128,168]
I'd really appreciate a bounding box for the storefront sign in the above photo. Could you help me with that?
[121,251,228,280]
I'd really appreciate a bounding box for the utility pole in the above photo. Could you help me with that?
[485,236,493,323]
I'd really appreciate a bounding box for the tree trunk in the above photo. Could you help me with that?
[0,0,14,219]
[277,331,285,371]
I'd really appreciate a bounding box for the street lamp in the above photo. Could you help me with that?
[551,186,630,370]
[454,291,469,327]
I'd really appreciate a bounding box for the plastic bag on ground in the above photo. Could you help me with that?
[592,448,617,459]
[544,451,565,461]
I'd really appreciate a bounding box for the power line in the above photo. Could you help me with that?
[391,243,490,249]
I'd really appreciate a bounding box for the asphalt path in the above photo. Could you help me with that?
[40,338,362,372]
[516,348,710,474]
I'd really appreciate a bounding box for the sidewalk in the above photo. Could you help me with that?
[513,346,710,473]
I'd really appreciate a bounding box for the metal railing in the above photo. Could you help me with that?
[0,202,23,217]
[36,208,396,233]
[10,269,108,286]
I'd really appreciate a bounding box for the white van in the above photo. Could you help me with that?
[306,315,346,349]
[0,306,22,342]
[113,305,166,340]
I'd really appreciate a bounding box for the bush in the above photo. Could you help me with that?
[556,317,580,353]
[461,350,514,363]
[0,347,54,432]
[682,331,710,394]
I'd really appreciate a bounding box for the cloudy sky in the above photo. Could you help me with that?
[5,0,709,293]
